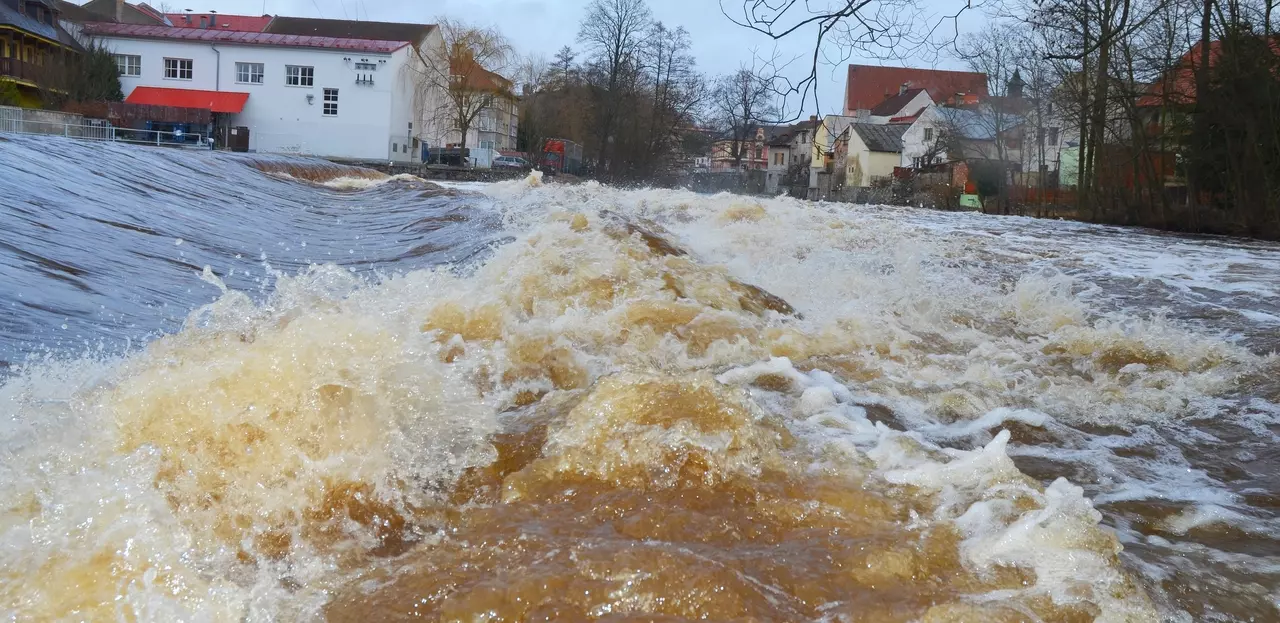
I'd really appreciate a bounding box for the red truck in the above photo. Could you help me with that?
[540,138,583,175]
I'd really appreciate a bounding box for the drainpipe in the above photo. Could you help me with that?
[211,43,222,148]
[211,44,221,90]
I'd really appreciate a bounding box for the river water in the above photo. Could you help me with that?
[2,134,1279,622]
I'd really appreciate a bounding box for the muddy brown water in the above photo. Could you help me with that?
[2,135,1280,621]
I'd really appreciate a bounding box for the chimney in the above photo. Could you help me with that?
[184,9,192,24]
[209,10,217,28]
[899,82,908,95]
[115,0,124,22]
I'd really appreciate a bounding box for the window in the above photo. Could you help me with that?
[164,58,192,80]
[235,62,264,84]
[286,65,314,87]
[773,152,786,166]
[480,140,496,150]
[924,127,934,141]
[322,88,338,116]
[1048,127,1060,145]
[114,54,140,77]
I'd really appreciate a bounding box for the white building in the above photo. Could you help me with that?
[83,21,445,163]
[865,88,933,124]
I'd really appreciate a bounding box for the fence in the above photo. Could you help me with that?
[0,105,209,148]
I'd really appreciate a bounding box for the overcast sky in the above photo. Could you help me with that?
[163,0,989,116]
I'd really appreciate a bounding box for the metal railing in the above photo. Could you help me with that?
[0,117,210,148]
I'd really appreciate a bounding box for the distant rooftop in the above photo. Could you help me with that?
[164,12,272,32]
[846,65,988,113]
[852,123,909,152]
[870,88,927,116]
[81,22,411,54]
[264,16,436,44]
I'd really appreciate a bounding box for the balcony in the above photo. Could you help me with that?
[0,58,42,86]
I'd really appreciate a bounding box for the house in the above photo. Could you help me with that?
[58,0,167,24]
[865,87,933,124]
[808,114,860,193]
[1,0,84,107]
[164,11,271,31]
[710,124,786,172]
[901,105,1025,169]
[763,118,816,194]
[838,123,909,188]
[263,16,516,153]
[449,55,517,152]
[844,64,988,117]
[84,18,443,162]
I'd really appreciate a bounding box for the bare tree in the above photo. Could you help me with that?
[636,22,706,176]
[955,22,1025,213]
[578,0,653,171]
[720,0,983,118]
[409,18,514,151]
[709,65,779,170]
[549,46,578,88]
[514,54,552,160]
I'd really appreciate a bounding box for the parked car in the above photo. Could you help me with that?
[493,156,531,170]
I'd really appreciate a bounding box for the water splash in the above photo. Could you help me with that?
[2,138,1280,620]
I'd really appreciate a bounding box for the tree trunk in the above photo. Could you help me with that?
[1187,0,1213,228]
[1088,8,1113,222]
[1076,1,1091,217]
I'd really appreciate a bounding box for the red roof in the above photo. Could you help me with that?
[846,65,988,113]
[164,13,273,32]
[125,87,249,113]
[450,56,513,94]
[81,22,409,54]
[870,87,927,116]
[1137,37,1280,107]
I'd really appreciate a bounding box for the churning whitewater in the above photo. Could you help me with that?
[2,135,1279,622]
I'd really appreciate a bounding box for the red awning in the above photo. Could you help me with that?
[125,87,249,114]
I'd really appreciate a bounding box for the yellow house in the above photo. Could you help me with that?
[839,123,909,188]
[1,0,82,107]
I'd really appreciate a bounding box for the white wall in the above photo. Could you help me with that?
[900,105,1027,168]
[868,90,933,125]
[900,107,941,169]
[1018,109,1070,175]
[841,130,899,188]
[100,36,419,162]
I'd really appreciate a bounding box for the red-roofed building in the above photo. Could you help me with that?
[86,18,449,162]
[866,87,934,124]
[844,65,988,117]
[1138,37,1280,108]
[164,12,272,32]
[447,55,518,151]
